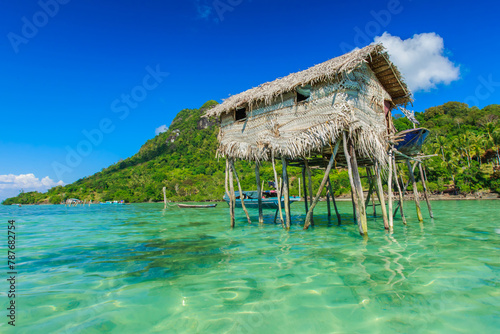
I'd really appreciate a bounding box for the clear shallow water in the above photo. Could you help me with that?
[1,200,499,333]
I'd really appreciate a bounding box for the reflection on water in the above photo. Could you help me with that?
[1,200,499,333]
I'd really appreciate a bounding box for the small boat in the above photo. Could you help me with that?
[394,128,430,156]
[178,204,217,209]
[100,200,125,205]
[224,191,301,210]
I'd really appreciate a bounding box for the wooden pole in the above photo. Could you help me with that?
[394,162,417,216]
[392,158,407,225]
[304,140,341,229]
[326,189,331,217]
[364,168,374,208]
[298,177,301,199]
[232,160,251,224]
[255,163,264,224]
[163,186,167,209]
[305,159,314,226]
[388,150,394,230]
[374,161,389,229]
[282,157,291,229]
[272,152,284,225]
[227,159,236,228]
[419,163,434,218]
[406,160,424,222]
[302,165,309,215]
[343,132,367,235]
[327,176,341,225]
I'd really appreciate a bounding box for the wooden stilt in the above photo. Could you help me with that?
[364,167,374,208]
[302,165,309,215]
[327,176,341,225]
[326,189,331,217]
[406,160,424,222]
[305,159,314,226]
[227,159,236,228]
[255,163,264,224]
[392,158,407,225]
[304,140,341,229]
[272,152,284,225]
[388,150,394,230]
[394,162,417,216]
[282,157,291,229]
[298,177,301,199]
[419,163,434,218]
[374,161,389,229]
[231,161,251,224]
[163,186,167,209]
[343,133,367,235]
[350,188,357,222]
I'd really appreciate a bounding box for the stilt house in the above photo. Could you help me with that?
[208,44,430,235]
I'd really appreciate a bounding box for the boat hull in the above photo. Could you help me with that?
[225,197,301,210]
[178,204,217,208]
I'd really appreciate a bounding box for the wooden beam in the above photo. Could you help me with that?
[342,132,367,235]
[304,140,341,229]
[327,176,341,225]
[282,157,291,229]
[419,163,434,218]
[374,161,389,229]
[255,163,264,224]
[406,160,424,222]
[272,152,284,226]
[302,165,309,216]
[231,160,251,224]
[227,159,235,228]
[305,159,314,226]
[393,157,407,225]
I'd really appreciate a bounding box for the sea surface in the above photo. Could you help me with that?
[0,200,499,333]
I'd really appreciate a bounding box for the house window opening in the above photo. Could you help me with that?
[235,107,247,121]
[296,85,311,103]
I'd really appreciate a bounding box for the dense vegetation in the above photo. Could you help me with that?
[3,101,500,205]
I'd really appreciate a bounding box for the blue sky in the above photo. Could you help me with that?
[1,0,499,200]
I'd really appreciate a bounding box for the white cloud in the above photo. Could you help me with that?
[374,32,460,92]
[155,125,168,136]
[0,174,64,201]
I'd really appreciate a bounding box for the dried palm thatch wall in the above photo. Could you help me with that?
[207,44,412,166]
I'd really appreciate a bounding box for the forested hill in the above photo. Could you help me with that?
[3,101,500,205]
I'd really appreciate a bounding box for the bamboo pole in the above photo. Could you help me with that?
[232,160,251,224]
[272,152,284,225]
[227,159,236,228]
[302,165,309,215]
[255,163,264,224]
[327,176,341,225]
[374,161,389,229]
[282,157,291,229]
[304,140,341,229]
[406,160,423,222]
[392,157,407,225]
[305,159,314,226]
[163,186,167,209]
[326,189,331,217]
[419,163,434,218]
[388,150,394,230]
[298,177,301,199]
[343,132,367,235]
[350,140,368,235]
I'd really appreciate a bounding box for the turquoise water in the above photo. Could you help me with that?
[1,200,499,333]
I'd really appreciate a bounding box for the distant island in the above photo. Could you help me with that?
[3,101,500,205]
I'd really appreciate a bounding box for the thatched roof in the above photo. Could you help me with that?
[207,44,411,117]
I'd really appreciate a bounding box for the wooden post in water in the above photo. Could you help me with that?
[419,163,434,218]
[374,161,389,229]
[255,163,264,224]
[163,187,167,209]
[406,160,423,222]
[282,157,291,229]
[392,158,407,225]
[302,165,309,215]
[304,140,340,229]
[231,160,251,224]
[227,159,236,228]
[394,161,417,216]
[387,150,394,230]
[272,152,284,225]
[305,159,314,226]
[327,176,341,225]
[326,188,331,217]
[298,177,301,199]
[343,132,367,235]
